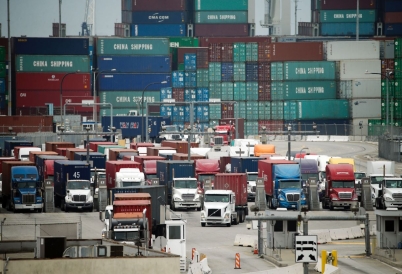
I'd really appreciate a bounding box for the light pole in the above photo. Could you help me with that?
[287,123,292,160]
[93,69,116,126]
[60,70,81,128]
[141,81,167,142]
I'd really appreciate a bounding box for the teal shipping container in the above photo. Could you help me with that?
[195,0,248,11]
[245,121,258,136]
[16,55,90,72]
[209,62,222,82]
[246,101,259,120]
[195,11,248,24]
[98,145,125,154]
[283,101,297,120]
[271,62,284,81]
[246,82,259,100]
[271,81,336,101]
[100,91,160,109]
[209,104,222,119]
[246,43,258,61]
[234,62,246,81]
[209,119,220,128]
[235,101,246,118]
[233,43,246,62]
[97,37,169,55]
[169,37,199,48]
[258,102,271,120]
[271,101,284,120]
[320,10,376,23]
[209,82,222,98]
[0,63,5,77]
[282,61,336,80]
[297,99,349,119]
[221,82,234,100]
[197,69,209,87]
[234,82,246,100]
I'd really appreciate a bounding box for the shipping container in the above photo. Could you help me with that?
[29,151,58,163]
[233,82,246,101]
[161,140,199,154]
[257,159,295,196]
[234,62,246,81]
[271,80,337,101]
[131,24,186,36]
[320,22,375,36]
[199,36,271,47]
[194,24,249,37]
[195,11,248,24]
[268,42,323,61]
[97,145,125,155]
[320,10,376,23]
[0,46,5,62]
[97,55,171,73]
[13,37,89,55]
[338,79,381,99]
[147,147,177,157]
[258,82,271,101]
[131,0,187,11]
[0,78,5,93]
[246,62,258,81]
[297,99,349,120]
[326,41,380,61]
[16,55,90,73]
[214,173,247,206]
[320,0,376,10]
[221,43,234,62]
[74,152,107,169]
[4,140,33,157]
[219,118,245,138]
[129,11,189,24]
[258,101,271,120]
[105,160,142,189]
[195,0,248,10]
[88,142,116,152]
[98,73,171,91]
[384,24,402,36]
[258,62,271,82]
[274,61,336,81]
[385,1,402,12]
[16,73,90,91]
[384,12,402,24]
[97,37,169,55]
[45,141,75,153]
[65,148,93,161]
[221,62,234,82]
[0,63,5,78]
[349,98,381,118]
[100,90,160,109]
[196,70,209,88]
[54,160,91,197]
[339,60,381,80]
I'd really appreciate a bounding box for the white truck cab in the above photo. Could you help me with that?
[115,168,145,188]
[171,178,201,211]
[375,178,402,209]
[200,190,238,227]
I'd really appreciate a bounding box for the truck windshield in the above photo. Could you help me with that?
[175,180,198,189]
[122,181,142,187]
[279,180,301,189]
[385,180,402,188]
[113,231,140,241]
[146,174,157,179]
[332,181,355,188]
[17,182,36,189]
[98,173,106,179]
[26,174,37,179]
[371,176,386,184]
[165,126,178,132]
[47,175,54,181]
[301,173,319,180]
[198,174,215,182]
[354,173,366,179]
[247,173,258,181]
[67,181,90,190]
[205,194,229,202]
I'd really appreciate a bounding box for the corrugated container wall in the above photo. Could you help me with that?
[131,0,188,11]
[129,11,189,24]
[272,61,336,80]
[320,23,375,36]
[130,24,186,37]
[339,60,381,80]
[349,99,381,118]
[271,81,337,100]
[16,55,90,73]
[320,10,376,23]
[320,0,376,10]
[326,41,380,60]
[96,38,170,55]
[98,73,171,91]
[13,37,89,55]
[194,11,248,24]
[268,42,324,61]
[97,55,171,73]
[195,0,248,10]
[100,91,160,108]
[194,24,249,37]
[297,99,349,120]
[338,79,381,99]
[16,73,90,91]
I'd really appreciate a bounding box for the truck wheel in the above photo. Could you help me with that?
[240,211,245,223]
[201,223,206,227]
[236,216,240,225]
[382,199,387,210]
[60,200,65,212]
[197,206,201,211]
[329,203,334,211]
[226,221,231,227]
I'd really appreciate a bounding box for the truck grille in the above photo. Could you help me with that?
[172,134,181,140]
[182,194,195,201]
[208,209,221,217]
[392,193,402,200]
[286,193,300,202]
[22,194,35,204]
[338,192,352,199]
[214,137,223,145]
[73,195,86,202]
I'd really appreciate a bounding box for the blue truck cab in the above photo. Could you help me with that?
[272,164,307,209]
[11,166,43,212]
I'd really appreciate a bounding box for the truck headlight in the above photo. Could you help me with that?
[224,213,230,219]
[385,196,392,201]
[352,197,358,201]
[302,197,306,200]
[279,196,285,201]
[201,212,205,218]
[174,197,182,201]
[332,197,339,201]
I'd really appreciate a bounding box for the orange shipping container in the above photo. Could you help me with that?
[109,148,138,161]
[45,141,75,152]
[254,144,275,157]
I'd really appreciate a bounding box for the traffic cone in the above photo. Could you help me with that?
[253,243,258,254]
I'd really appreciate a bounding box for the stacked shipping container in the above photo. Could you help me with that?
[382,0,402,36]
[0,46,5,113]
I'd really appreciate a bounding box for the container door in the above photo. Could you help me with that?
[165,220,186,260]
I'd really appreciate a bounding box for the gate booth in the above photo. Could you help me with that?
[266,210,300,249]
[376,210,402,249]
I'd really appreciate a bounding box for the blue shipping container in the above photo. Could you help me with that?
[320,22,375,36]
[172,106,185,122]
[221,62,234,82]
[184,72,197,87]
[385,1,402,12]
[74,152,106,169]
[196,88,209,101]
[36,155,67,182]
[161,105,173,117]
[246,62,259,81]
[185,88,196,102]
[122,0,132,10]
[184,106,196,122]
[231,157,261,173]
[385,24,402,36]
[130,24,186,37]
[172,71,185,88]
[0,78,5,94]
[184,54,197,71]
[130,11,189,24]
[98,73,171,91]
[4,140,33,157]
[13,37,90,55]
[54,160,91,197]
[156,160,195,197]
[97,55,171,73]
[160,87,173,100]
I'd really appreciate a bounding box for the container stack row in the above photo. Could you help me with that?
[13,38,94,117]
[381,0,402,36]
[0,46,6,113]
[96,37,172,117]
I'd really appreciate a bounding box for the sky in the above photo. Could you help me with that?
[0,0,310,37]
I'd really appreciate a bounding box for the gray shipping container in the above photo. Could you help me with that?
[326,41,380,61]
[349,98,381,119]
[339,60,381,80]
[338,79,381,99]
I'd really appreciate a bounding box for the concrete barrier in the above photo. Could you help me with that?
[329,136,349,142]
[188,251,212,274]
[351,226,364,238]
[309,229,332,244]
[324,264,341,274]
[306,135,329,142]
[233,234,257,247]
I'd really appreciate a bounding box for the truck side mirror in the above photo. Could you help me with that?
[99,211,105,222]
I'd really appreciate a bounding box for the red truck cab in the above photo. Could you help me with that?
[212,125,235,145]
[195,159,220,190]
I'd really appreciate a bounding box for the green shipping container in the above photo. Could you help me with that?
[209,82,222,98]
[245,121,258,136]
[234,62,246,81]
[246,82,259,101]
[197,69,209,87]
[97,37,170,55]
[195,11,248,24]
[246,43,258,62]
[0,46,5,62]
[381,99,397,120]
[169,37,199,48]
[394,58,402,78]
[16,55,90,72]
[271,81,336,101]
[195,0,248,11]
[209,62,222,82]
[233,43,246,62]
[100,91,160,109]
[209,119,220,128]
[320,10,376,23]
[221,82,234,100]
[209,104,222,120]
[0,62,5,78]
[178,63,185,71]
[234,101,246,118]
[246,101,259,120]
[368,119,382,136]
[283,61,336,80]
[297,99,349,119]
[395,38,402,59]
[234,82,246,100]
[283,101,297,120]
[271,101,284,120]
[258,102,271,120]
[97,145,125,154]
[271,62,284,81]
[381,80,396,98]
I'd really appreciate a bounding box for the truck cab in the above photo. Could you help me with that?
[159,125,183,141]
[367,161,396,203]
[115,168,145,188]
[201,189,237,227]
[171,178,202,211]
[15,147,41,161]
[65,179,93,212]
[211,125,235,146]
[375,178,402,209]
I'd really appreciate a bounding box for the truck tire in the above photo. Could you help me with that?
[382,198,387,210]
[236,216,240,225]
[240,211,245,223]
[201,223,206,227]
[329,203,334,211]
[226,221,231,227]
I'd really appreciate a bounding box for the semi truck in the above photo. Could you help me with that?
[4,140,33,157]
[54,160,93,212]
[1,161,43,212]
[294,158,319,199]
[115,168,145,187]
[200,173,248,227]
[230,157,261,201]
[367,161,396,204]
[374,177,402,209]
[156,160,201,210]
[322,164,358,210]
[195,159,220,189]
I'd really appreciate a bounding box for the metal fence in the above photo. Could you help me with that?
[379,136,402,162]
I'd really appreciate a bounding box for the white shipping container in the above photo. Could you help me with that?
[326,41,380,61]
[338,79,381,99]
[339,60,381,80]
[349,118,369,136]
[349,98,381,119]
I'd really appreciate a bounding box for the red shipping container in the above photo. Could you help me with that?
[46,141,75,152]
[208,43,221,62]
[131,0,187,11]
[221,43,234,62]
[219,118,245,139]
[172,153,205,160]
[0,157,18,173]
[195,24,249,37]
[258,120,284,132]
[16,73,91,91]
[56,148,68,156]
[258,159,295,196]
[258,82,271,101]
[196,49,209,69]
[199,36,271,47]
[147,147,176,156]
[89,142,115,152]
[134,155,165,166]
[320,0,375,10]
[214,173,247,206]
[381,59,395,80]
[219,156,231,173]
[172,88,185,102]
[258,42,271,62]
[109,148,137,161]
[106,160,142,189]
[258,62,271,81]
[177,48,209,66]
[269,42,323,61]
[143,160,158,176]
[221,103,234,119]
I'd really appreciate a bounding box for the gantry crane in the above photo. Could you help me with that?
[81,0,94,36]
